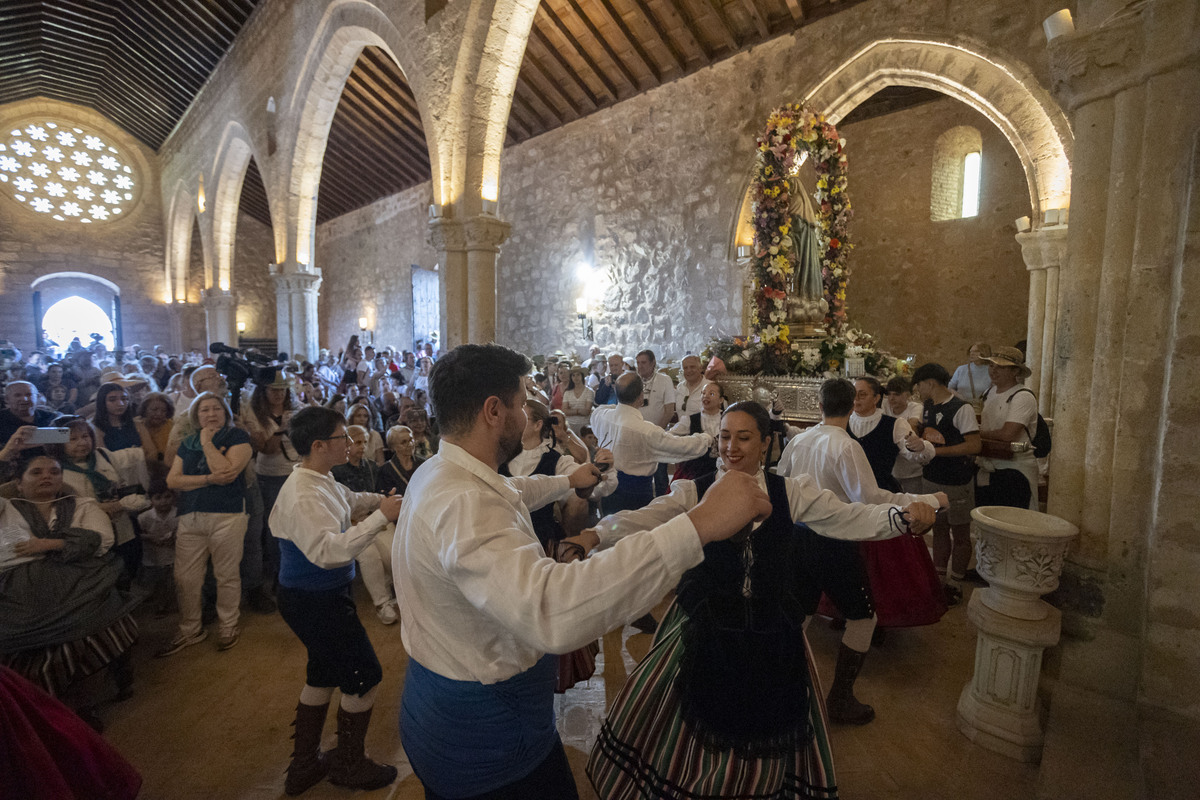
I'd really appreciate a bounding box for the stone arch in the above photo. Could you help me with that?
[284,2,424,269]
[210,123,272,291]
[164,182,203,303]
[804,37,1073,219]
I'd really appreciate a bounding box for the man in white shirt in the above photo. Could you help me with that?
[976,347,1040,511]
[777,379,945,725]
[635,349,676,497]
[883,376,928,493]
[271,405,403,795]
[392,343,771,800]
[673,354,708,419]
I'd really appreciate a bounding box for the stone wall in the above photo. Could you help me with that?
[0,98,172,355]
[231,212,277,341]
[314,181,438,353]
[839,98,1030,370]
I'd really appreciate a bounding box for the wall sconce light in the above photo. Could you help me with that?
[1015,216,1032,232]
[197,175,206,214]
[236,321,246,334]
[428,204,444,219]
[481,198,498,216]
[359,316,374,346]
[736,245,753,259]
[575,297,593,340]
[1043,10,1074,42]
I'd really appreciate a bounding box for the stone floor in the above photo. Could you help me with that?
[88,577,1056,800]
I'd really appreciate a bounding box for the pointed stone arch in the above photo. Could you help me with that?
[210,123,273,293]
[284,2,424,271]
[804,37,1073,219]
[165,182,205,303]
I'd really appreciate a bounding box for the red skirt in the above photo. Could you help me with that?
[817,536,946,628]
[0,666,142,800]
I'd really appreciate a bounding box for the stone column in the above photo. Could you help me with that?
[272,267,322,362]
[464,215,511,344]
[201,289,238,348]
[428,218,467,350]
[1015,225,1068,415]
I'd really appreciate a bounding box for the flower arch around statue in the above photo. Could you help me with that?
[707,103,904,381]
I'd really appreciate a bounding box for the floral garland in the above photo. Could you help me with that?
[749,103,852,352]
[704,328,907,380]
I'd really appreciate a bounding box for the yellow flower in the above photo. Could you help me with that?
[778,325,791,344]
[779,223,790,236]
[829,358,840,369]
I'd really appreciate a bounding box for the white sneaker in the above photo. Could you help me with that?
[376,602,398,625]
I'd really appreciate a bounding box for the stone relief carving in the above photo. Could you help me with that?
[1011,544,1066,588]
[976,536,1003,576]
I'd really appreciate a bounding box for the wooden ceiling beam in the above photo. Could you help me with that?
[342,72,428,147]
[513,78,565,128]
[593,0,662,83]
[529,25,601,109]
[522,50,584,117]
[536,5,622,102]
[560,0,642,92]
[658,0,713,63]
[324,104,430,180]
[740,0,770,39]
[627,2,687,72]
[705,0,741,51]
[510,86,555,134]
[783,0,805,23]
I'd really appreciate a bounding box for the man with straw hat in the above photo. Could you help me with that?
[976,346,1040,511]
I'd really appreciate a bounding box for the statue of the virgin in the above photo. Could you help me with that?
[785,174,828,335]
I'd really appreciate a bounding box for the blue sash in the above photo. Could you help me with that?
[400,654,559,798]
[605,471,655,515]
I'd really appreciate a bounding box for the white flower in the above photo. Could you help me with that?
[31,197,54,213]
[61,201,81,216]
[14,176,36,192]
[12,140,34,157]
[89,205,109,220]
[25,125,47,141]
[56,131,76,146]
[113,175,132,190]
[45,182,66,197]
[71,151,93,166]
[98,155,120,171]
[57,166,79,182]
[28,162,50,177]
[87,170,106,185]
[101,189,120,204]
[74,185,94,201]
[0,155,19,172]
[41,146,63,162]
[84,135,103,150]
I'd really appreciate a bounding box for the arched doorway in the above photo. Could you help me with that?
[41,296,115,353]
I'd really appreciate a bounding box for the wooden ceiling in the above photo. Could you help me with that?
[1,0,941,229]
[0,0,261,149]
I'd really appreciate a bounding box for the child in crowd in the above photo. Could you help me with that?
[137,481,178,616]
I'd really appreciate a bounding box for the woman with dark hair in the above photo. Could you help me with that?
[325,393,347,417]
[586,401,938,800]
[561,366,595,434]
[403,406,438,460]
[91,382,143,452]
[0,452,138,714]
[53,416,149,576]
[159,392,253,657]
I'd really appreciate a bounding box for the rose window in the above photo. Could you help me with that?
[0,122,137,224]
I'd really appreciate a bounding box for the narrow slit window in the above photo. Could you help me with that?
[961,151,981,218]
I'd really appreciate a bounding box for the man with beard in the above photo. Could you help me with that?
[392,343,772,800]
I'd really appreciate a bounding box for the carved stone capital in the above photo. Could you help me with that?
[1045,8,1177,110]
[427,218,467,252]
[464,215,511,251]
[200,288,237,309]
[1016,225,1069,272]
[272,271,322,295]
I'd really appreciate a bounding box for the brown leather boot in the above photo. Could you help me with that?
[284,702,329,796]
[826,643,876,725]
[328,706,398,790]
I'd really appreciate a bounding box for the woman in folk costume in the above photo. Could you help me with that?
[585,401,937,800]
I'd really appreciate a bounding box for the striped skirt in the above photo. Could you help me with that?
[0,614,138,698]
[587,603,837,800]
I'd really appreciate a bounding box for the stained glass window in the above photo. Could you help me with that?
[0,122,137,223]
